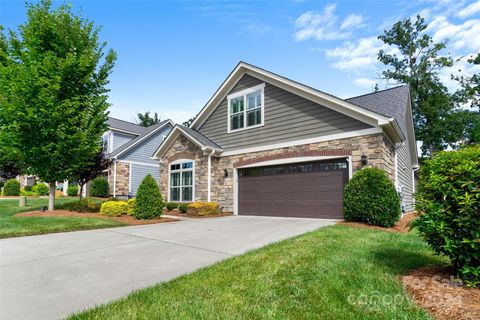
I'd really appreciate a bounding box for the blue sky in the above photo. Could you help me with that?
[1,0,479,124]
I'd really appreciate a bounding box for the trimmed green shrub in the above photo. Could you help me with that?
[57,199,101,213]
[165,202,178,211]
[134,174,163,219]
[3,179,20,196]
[24,185,32,192]
[187,202,220,216]
[127,199,136,216]
[32,183,49,196]
[67,185,79,197]
[89,177,109,197]
[344,167,400,227]
[100,200,128,216]
[21,190,37,197]
[178,202,189,213]
[415,146,480,287]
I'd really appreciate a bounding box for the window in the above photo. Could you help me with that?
[169,160,194,202]
[227,83,265,132]
[102,132,111,152]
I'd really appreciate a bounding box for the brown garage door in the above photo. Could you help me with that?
[238,160,348,219]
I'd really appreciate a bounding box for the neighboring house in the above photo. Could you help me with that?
[104,117,173,197]
[153,62,418,219]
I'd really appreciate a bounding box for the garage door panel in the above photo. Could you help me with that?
[239,160,347,219]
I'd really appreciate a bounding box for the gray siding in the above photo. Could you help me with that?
[112,131,137,151]
[397,139,414,212]
[121,126,171,164]
[198,74,372,151]
[130,164,160,195]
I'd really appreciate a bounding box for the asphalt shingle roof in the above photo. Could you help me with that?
[110,120,171,158]
[346,85,410,136]
[178,125,223,150]
[107,117,147,135]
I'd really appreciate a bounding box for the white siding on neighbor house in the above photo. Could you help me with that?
[121,127,171,165]
[112,131,137,151]
[130,164,159,195]
[397,142,414,212]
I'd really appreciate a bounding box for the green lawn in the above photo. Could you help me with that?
[0,197,125,238]
[70,225,446,320]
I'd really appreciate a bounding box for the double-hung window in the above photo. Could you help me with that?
[169,160,194,202]
[227,83,265,132]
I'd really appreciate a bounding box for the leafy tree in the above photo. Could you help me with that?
[74,151,112,200]
[136,111,161,127]
[0,0,116,210]
[0,148,24,180]
[182,117,196,127]
[377,15,468,157]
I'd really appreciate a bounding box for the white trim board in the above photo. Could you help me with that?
[236,155,349,168]
[117,160,159,168]
[221,127,382,157]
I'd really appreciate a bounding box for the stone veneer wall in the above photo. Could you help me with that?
[160,133,395,212]
[107,161,130,196]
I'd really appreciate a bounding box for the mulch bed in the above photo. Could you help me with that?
[403,265,480,320]
[15,210,178,225]
[339,212,417,233]
[165,210,233,219]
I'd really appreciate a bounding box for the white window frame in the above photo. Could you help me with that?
[168,159,195,202]
[227,83,265,133]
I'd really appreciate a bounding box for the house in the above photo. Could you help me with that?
[104,117,173,197]
[153,62,418,219]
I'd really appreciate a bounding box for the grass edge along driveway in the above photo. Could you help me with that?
[70,225,446,320]
[0,197,125,239]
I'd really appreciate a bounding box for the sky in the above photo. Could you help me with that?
[1,0,479,125]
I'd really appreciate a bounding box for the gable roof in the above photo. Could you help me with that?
[107,117,146,135]
[110,120,174,159]
[189,61,405,144]
[152,125,223,159]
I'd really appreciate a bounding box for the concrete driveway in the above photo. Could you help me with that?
[0,215,335,320]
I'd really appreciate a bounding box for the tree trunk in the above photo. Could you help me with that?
[79,181,84,201]
[429,143,434,158]
[48,181,56,211]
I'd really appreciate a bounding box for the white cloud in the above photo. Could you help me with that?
[427,16,480,52]
[353,78,377,88]
[340,14,364,30]
[294,4,364,41]
[456,0,480,18]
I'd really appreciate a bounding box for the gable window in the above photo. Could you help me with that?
[227,83,265,132]
[169,160,194,202]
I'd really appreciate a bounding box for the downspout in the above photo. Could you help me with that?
[412,166,420,206]
[207,148,215,202]
[113,160,117,198]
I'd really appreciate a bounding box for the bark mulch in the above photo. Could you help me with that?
[339,212,417,233]
[16,210,178,225]
[165,210,233,219]
[403,265,480,320]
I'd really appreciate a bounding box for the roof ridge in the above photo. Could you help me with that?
[108,116,141,125]
[346,85,408,100]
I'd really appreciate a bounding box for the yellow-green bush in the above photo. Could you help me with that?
[127,199,136,216]
[100,200,128,217]
[187,202,220,216]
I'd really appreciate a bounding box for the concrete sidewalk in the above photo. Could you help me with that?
[0,216,335,319]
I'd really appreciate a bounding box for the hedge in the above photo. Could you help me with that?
[343,167,400,227]
[57,199,101,213]
[415,145,480,287]
[187,202,220,216]
[134,174,163,219]
[67,185,79,197]
[178,202,189,213]
[165,202,178,211]
[100,201,128,216]
[89,177,109,197]
[3,179,20,196]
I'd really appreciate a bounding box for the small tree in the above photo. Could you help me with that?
[0,1,116,210]
[136,111,161,127]
[134,174,163,219]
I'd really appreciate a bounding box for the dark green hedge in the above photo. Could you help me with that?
[344,167,400,227]
[134,174,163,219]
[415,145,480,287]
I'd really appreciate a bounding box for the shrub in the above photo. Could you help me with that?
[178,202,189,213]
[21,190,37,197]
[24,185,32,192]
[3,179,20,196]
[89,177,109,197]
[344,167,400,228]
[0,181,4,189]
[165,202,178,211]
[127,199,136,216]
[187,202,220,216]
[32,183,49,196]
[67,185,79,197]
[134,174,163,219]
[415,146,480,287]
[100,200,128,216]
[57,199,101,213]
